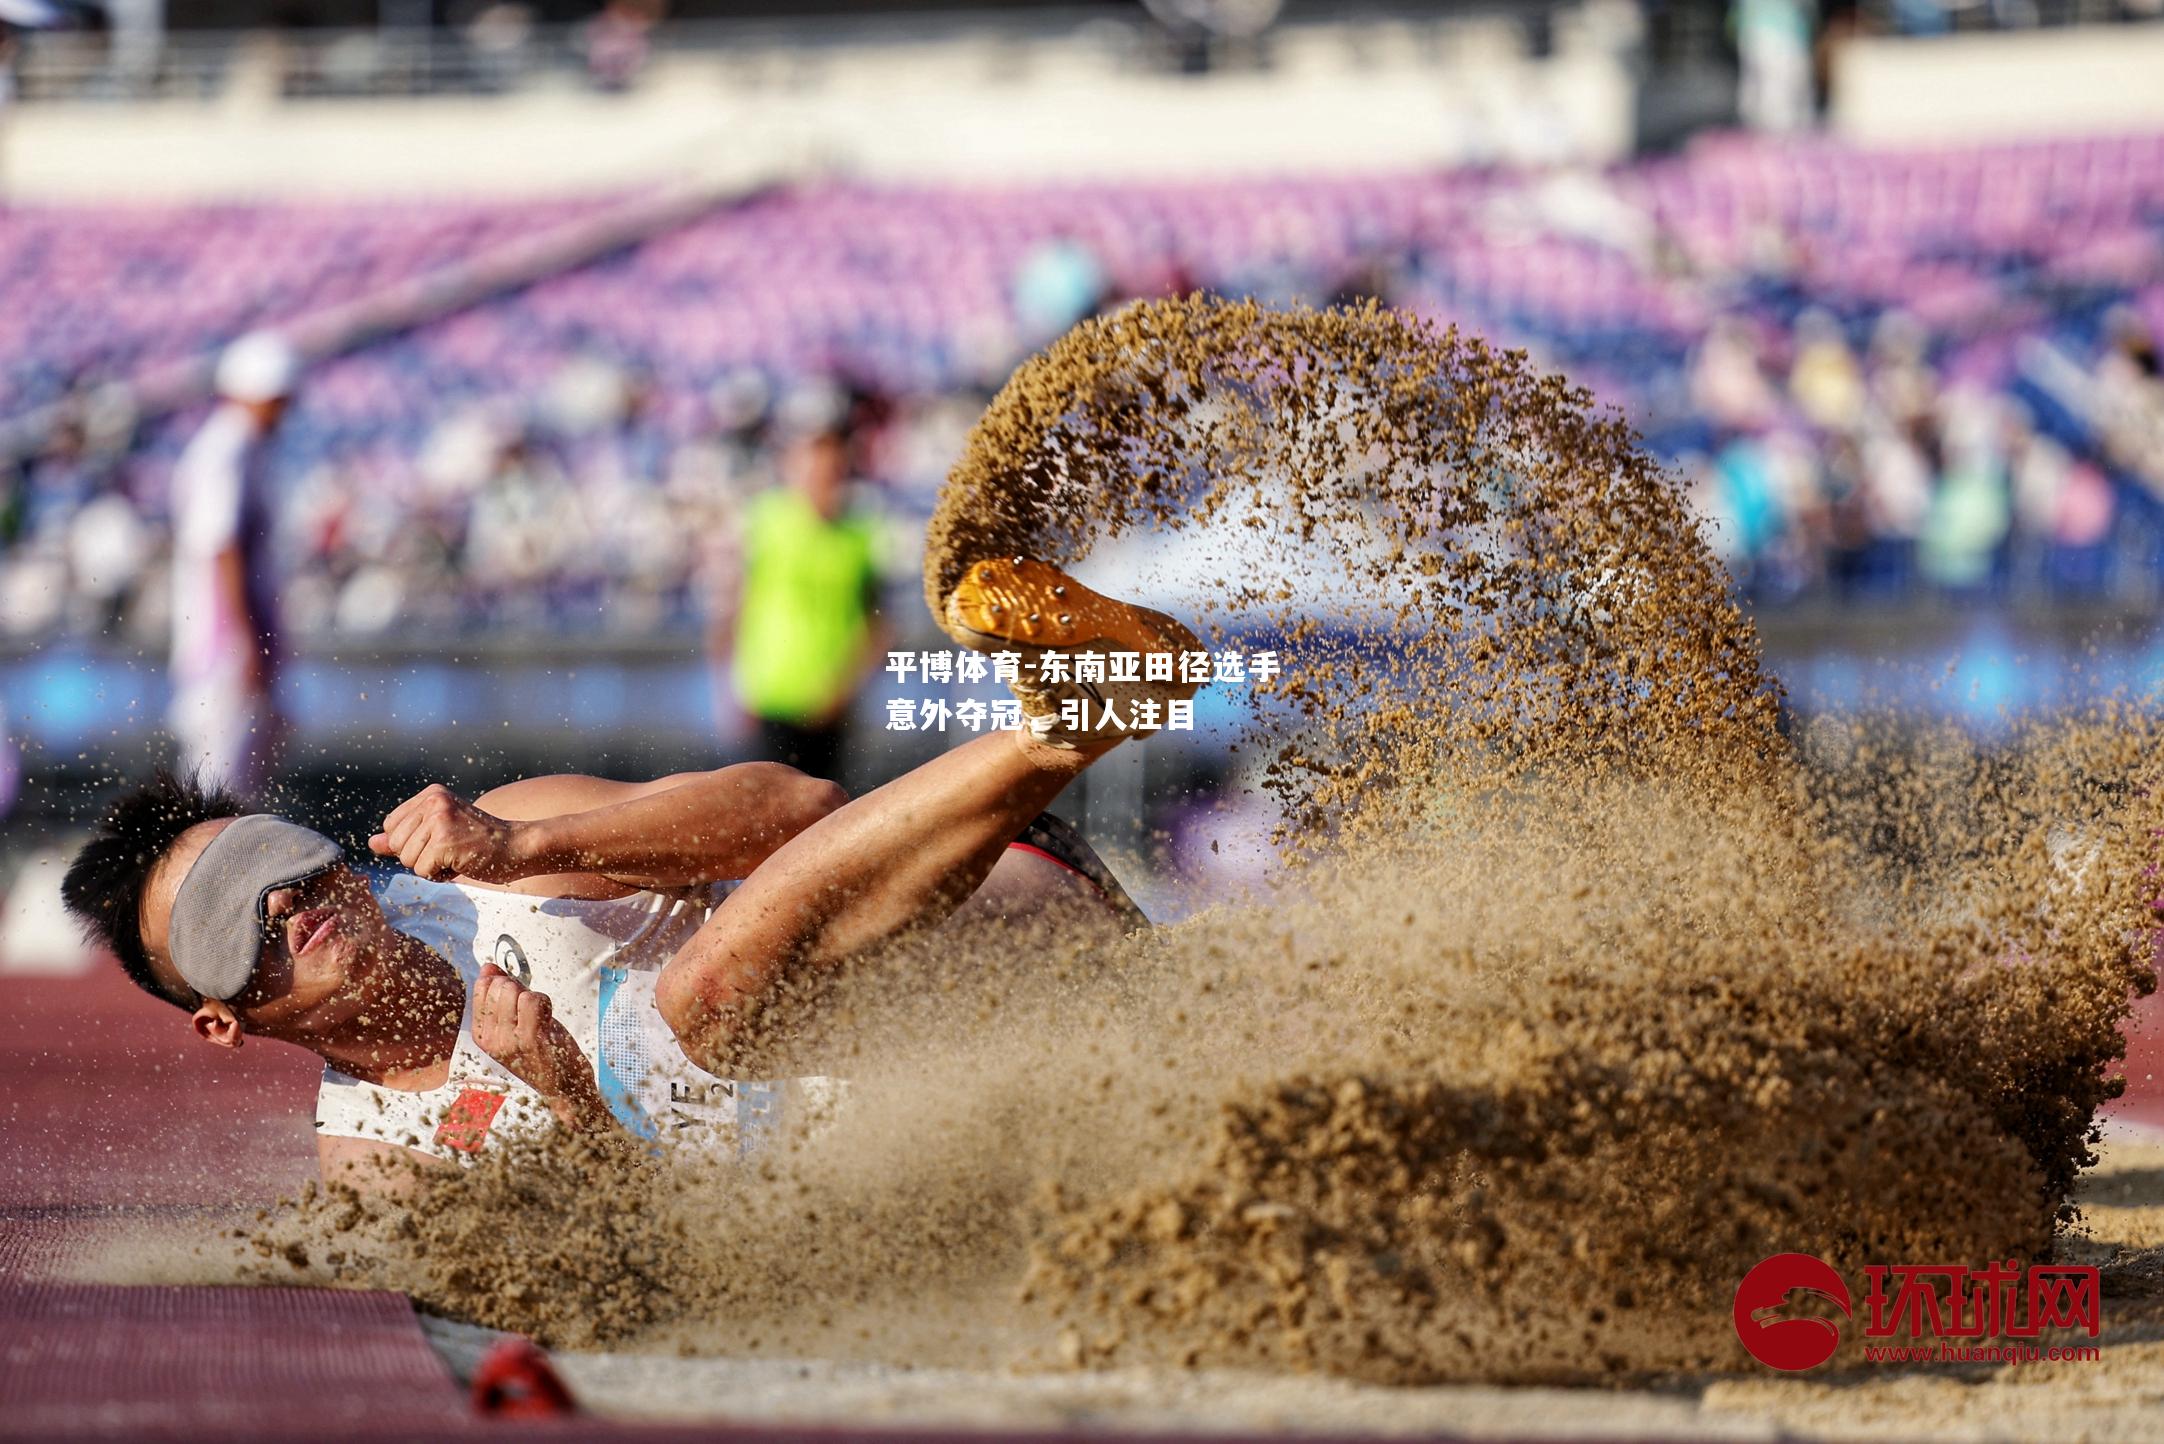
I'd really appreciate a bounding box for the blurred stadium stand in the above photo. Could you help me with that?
[6,134,2162,647]
[2,0,2163,867]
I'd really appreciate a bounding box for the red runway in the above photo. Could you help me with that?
[2109,983,2164,1134]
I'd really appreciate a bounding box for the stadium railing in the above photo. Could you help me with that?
[6,6,1560,106]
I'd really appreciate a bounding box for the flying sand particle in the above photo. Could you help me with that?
[236,297,2161,1384]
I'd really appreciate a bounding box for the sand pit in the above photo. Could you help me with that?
[24,1127,2164,1440]
[369,1130,2164,1441]
[21,297,2164,1435]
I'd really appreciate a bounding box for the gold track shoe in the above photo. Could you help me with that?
[942,557,1204,748]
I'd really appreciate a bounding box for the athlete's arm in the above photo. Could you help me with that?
[469,964,620,1136]
[369,765,847,894]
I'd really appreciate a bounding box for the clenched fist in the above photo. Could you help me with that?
[470,963,596,1112]
[370,783,529,883]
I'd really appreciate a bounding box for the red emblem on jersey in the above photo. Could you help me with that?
[435,1087,508,1153]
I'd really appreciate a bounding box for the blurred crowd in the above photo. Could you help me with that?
[1680,305,2164,602]
[11,302,2160,654]
[5,136,2164,651]
[6,294,2162,653]
[0,355,938,649]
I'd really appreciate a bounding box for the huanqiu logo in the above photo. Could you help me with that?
[1732,1253,2102,1370]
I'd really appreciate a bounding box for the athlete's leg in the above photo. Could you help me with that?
[656,728,1112,1071]
[948,808,1151,937]
[940,831,1131,953]
[656,557,1197,1073]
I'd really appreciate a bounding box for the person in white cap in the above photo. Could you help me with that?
[168,332,299,794]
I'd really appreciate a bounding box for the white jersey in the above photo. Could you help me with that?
[169,404,280,697]
[315,874,797,1164]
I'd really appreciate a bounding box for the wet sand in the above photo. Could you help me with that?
[398,1130,2164,1440]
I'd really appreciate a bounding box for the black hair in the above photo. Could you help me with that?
[60,769,245,1008]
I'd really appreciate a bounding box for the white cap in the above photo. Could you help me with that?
[214,332,300,403]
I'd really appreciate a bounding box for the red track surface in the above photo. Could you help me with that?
[0,1280,472,1440]
[2110,983,2164,1133]
[13,956,2150,1441]
[0,966,319,1213]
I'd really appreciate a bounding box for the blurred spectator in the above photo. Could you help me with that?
[1013,236,1110,350]
[712,383,889,783]
[0,692,15,823]
[584,375,693,635]
[1919,391,2012,591]
[1867,312,1938,433]
[1788,309,1865,434]
[1328,252,1404,311]
[1857,411,1933,579]
[2095,308,2164,496]
[1735,0,1813,132]
[465,429,587,626]
[1888,0,1953,35]
[1712,430,1784,576]
[1223,212,1325,309]
[0,24,19,140]
[168,332,298,794]
[104,0,162,98]
[67,486,150,634]
[464,0,534,93]
[1691,316,1779,429]
[19,411,102,541]
[1141,0,1284,74]
[583,0,658,92]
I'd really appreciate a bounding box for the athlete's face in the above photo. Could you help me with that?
[139,818,402,1049]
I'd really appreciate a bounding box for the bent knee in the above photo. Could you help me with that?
[656,947,778,1059]
[654,964,712,1050]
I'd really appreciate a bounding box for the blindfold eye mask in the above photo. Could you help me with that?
[167,815,344,1002]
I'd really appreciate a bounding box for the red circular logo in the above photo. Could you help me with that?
[1733,1253,1852,1371]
